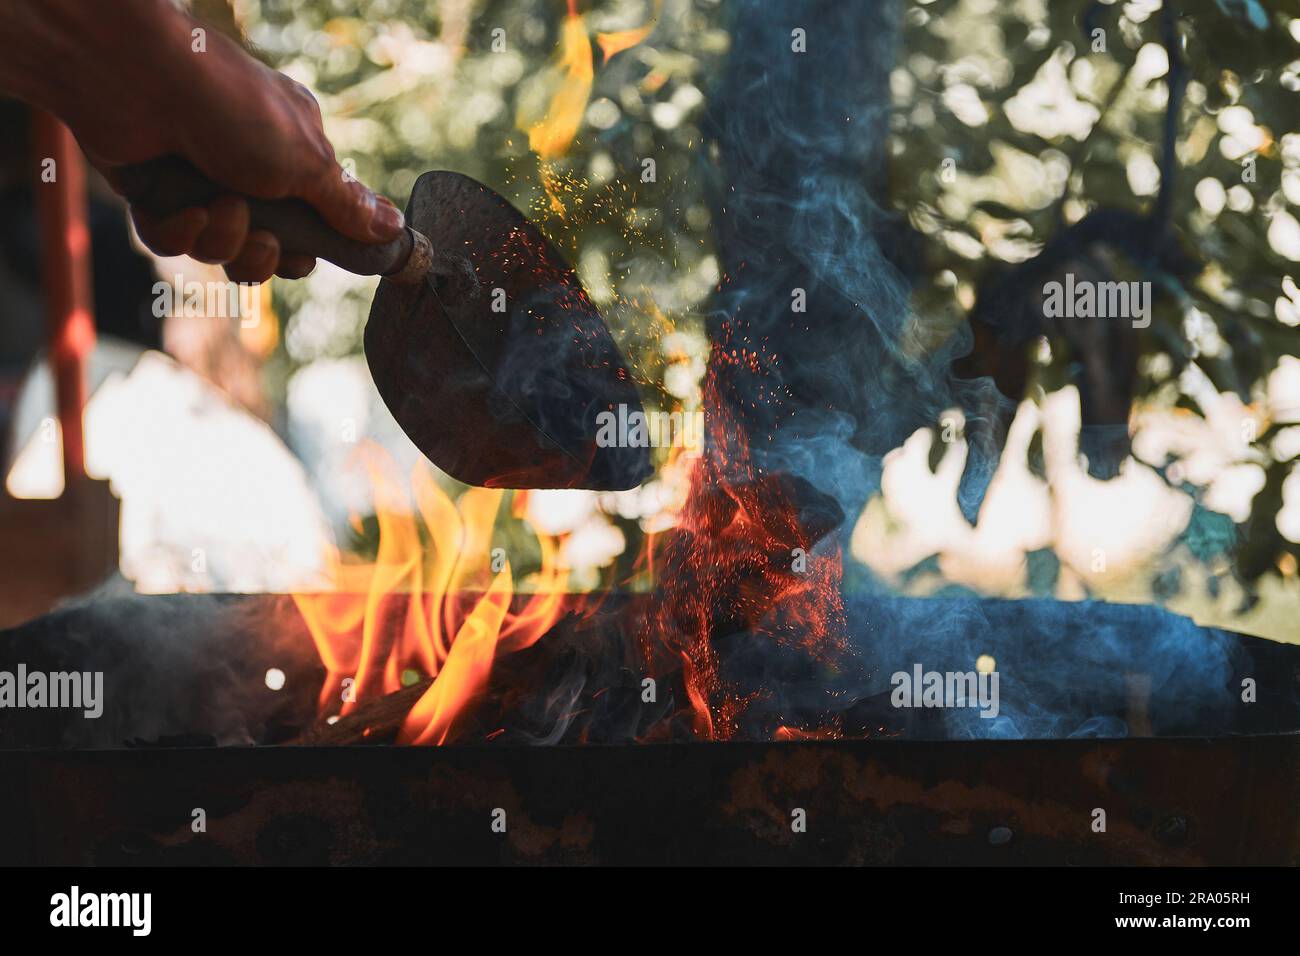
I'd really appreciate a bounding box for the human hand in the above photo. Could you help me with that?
[20,0,405,283]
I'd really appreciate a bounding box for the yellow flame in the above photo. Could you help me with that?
[524,13,594,160]
[292,443,569,743]
[595,16,658,62]
[399,564,514,745]
[519,1,661,161]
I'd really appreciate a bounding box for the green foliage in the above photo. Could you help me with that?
[249,0,724,421]
[243,0,1299,599]
[892,0,1300,590]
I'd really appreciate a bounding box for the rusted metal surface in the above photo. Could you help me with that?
[1,735,1297,865]
[2,594,1297,864]
[365,171,651,491]
[0,113,119,630]
[31,110,95,483]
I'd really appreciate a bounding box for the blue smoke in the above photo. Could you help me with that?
[684,0,1290,740]
[700,0,1005,525]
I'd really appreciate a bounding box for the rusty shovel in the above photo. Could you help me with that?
[117,157,653,491]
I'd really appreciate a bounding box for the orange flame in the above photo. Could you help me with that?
[520,0,661,161]
[594,7,660,61]
[292,444,568,744]
[525,8,594,160]
[399,564,513,745]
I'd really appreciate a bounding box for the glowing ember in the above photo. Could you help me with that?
[642,354,849,740]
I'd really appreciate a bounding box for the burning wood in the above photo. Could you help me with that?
[292,677,433,746]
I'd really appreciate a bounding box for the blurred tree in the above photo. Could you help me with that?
[888,0,1300,600]
[233,0,1298,609]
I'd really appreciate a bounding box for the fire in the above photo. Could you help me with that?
[520,0,661,161]
[524,7,592,161]
[594,16,658,61]
[643,356,849,740]
[292,443,568,744]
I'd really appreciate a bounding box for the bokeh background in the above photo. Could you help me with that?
[1,0,1297,643]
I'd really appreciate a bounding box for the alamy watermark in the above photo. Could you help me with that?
[152,275,261,328]
[891,663,1000,719]
[1043,273,1151,329]
[595,403,703,456]
[50,886,150,936]
[0,664,103,718]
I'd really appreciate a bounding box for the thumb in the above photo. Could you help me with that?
[299,159,405,243]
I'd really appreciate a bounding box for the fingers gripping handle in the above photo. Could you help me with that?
[116,156,429,282]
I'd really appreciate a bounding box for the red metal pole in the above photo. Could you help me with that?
[31,110,96,486]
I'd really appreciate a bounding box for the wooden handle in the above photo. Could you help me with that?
[116,156,416,279]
